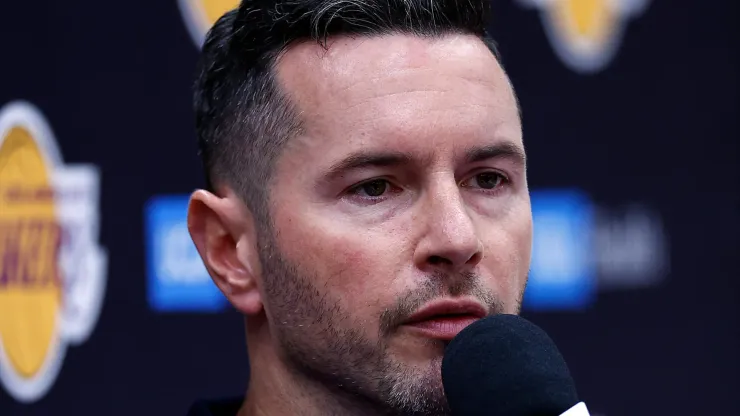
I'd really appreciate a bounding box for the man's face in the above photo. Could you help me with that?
[259,34,532,414]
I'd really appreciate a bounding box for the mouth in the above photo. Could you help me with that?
[401,299,486,341]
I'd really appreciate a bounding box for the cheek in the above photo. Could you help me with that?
[274,212,410,312]
[481,213,533,300]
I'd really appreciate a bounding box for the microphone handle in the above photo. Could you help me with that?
[560,402,590,416]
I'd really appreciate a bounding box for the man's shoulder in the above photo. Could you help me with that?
[186,397,243,416]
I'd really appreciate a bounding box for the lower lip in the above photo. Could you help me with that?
[403,316,480,340]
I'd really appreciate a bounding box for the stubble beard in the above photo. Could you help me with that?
[257,228,507,416]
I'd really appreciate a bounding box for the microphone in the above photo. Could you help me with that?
[441,314,590,416]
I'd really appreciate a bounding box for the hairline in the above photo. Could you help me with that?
[240,31,508,172]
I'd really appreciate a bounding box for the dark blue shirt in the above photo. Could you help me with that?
[186,398,243,416]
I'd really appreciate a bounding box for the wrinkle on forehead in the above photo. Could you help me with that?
[270,33,522,171]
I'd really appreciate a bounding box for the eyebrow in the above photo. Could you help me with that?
[322,141,526,182]
[323,151,414,180]
[465,142,526,166]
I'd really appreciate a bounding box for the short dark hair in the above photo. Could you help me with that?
[193,0,499,224]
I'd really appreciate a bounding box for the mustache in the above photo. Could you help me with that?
[378,271,504,336]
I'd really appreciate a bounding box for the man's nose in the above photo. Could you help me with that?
[413,186,483,274]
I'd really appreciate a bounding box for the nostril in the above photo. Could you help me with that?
[428,255,451,265]
[467,252,482,265]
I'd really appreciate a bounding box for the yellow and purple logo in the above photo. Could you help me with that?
[178,0,240,47]
[0,101,107,402]
[518,0,651,73]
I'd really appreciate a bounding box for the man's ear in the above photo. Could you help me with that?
[187,188,263,315]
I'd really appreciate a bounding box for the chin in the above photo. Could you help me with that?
[383,355,450,416]
[392,331,448,361]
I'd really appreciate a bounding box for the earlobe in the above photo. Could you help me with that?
[187,189,264,315]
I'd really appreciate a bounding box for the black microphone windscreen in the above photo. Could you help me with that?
[442,314,579,416]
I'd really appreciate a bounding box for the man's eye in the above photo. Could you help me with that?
[354,179,391,197]
[464,172,506,190]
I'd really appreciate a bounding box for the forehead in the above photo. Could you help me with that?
[274,33,521,162]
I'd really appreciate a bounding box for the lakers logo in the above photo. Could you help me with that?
[0,101,107,402]
[518,0,650,73]
[179,0,240,47]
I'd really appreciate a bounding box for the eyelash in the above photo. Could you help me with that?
[346,178,402,205]
[345,171,510,204]
[460,170,510,196]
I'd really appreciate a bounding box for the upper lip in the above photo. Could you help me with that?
[403,298,487,325]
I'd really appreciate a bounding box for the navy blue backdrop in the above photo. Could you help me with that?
[0,1,737,415]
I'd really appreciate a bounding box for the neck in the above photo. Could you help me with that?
[238,318,383,416]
